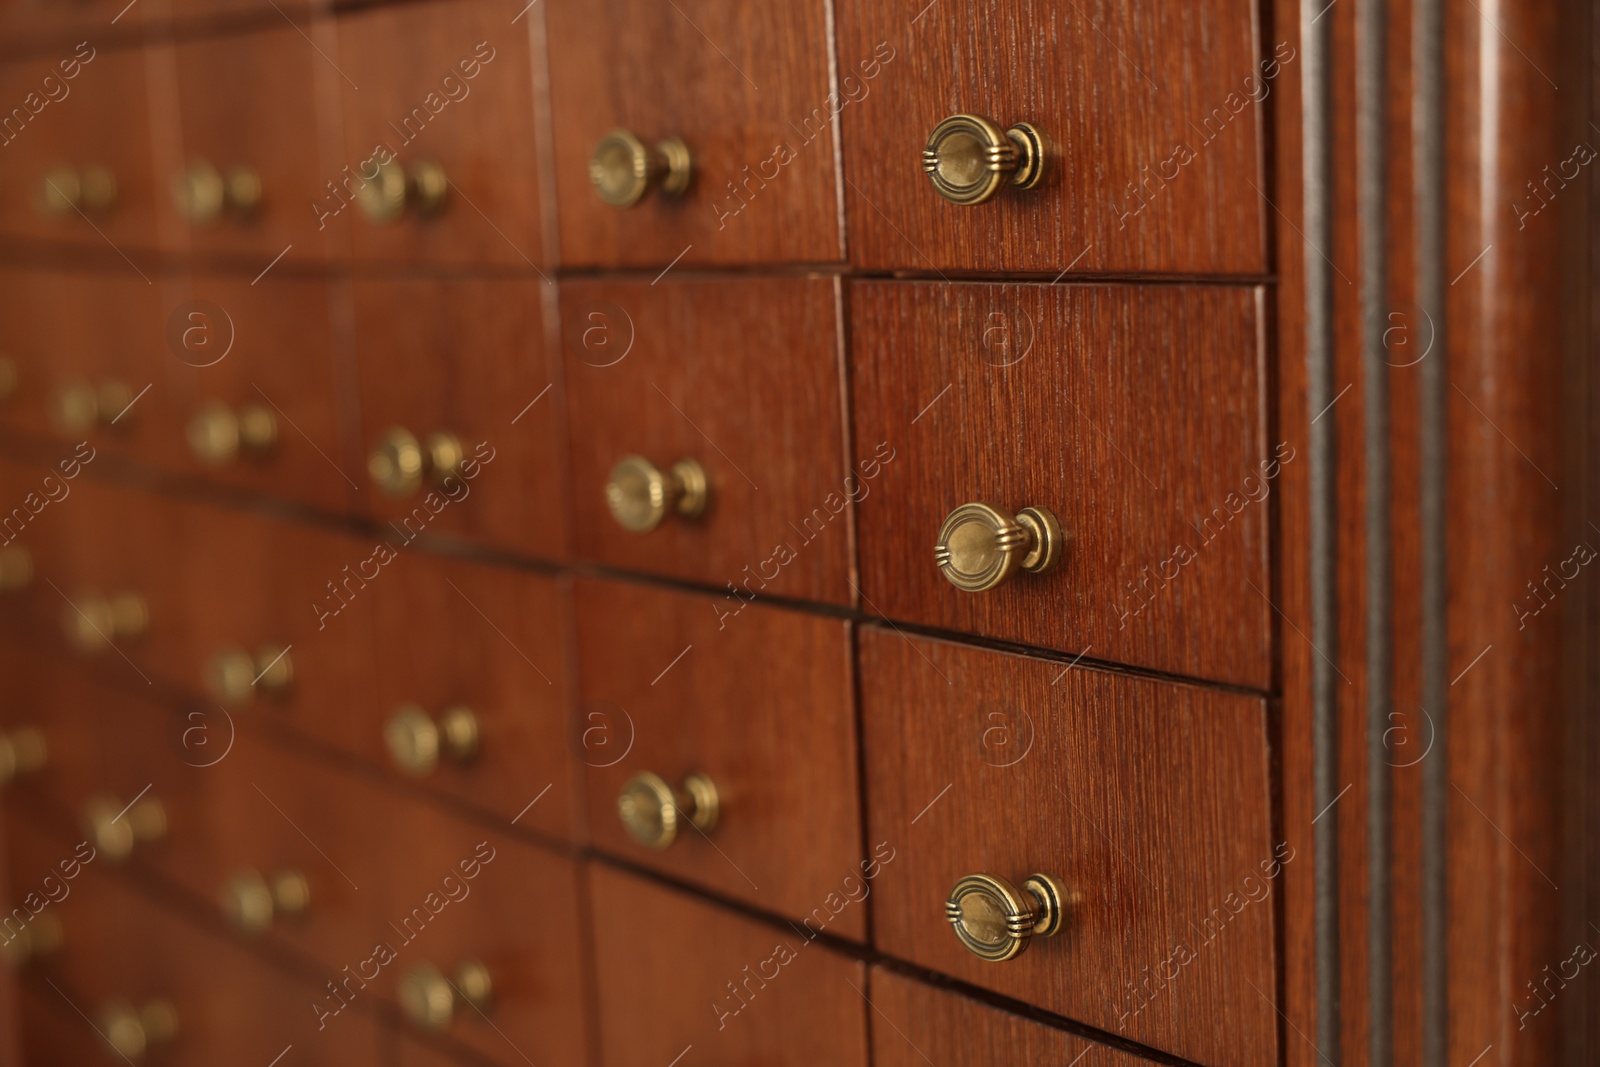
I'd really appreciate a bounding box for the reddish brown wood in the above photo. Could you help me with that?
[860,625,1277,1067]
[561,276,852,605]
[588,861,868,1066]
[851,279,1272,689]
[835,0,1269,275]
[544,0,841,267]
[573,577,864,938]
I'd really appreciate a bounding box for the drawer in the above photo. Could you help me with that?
[870,968,1150,1067]
[6,819,387,1066]
[561,277,851,602]
[169,25,342,262]
[836,0,1270,274]
[351,279,564,560]
[546,0,840,267]
[334,0,545,267]
[860,628,1278,1067]
[852,281,1271,688]
[575,578,862,936]
[0,0,159,44]
[590,862,868,1066]
[365,552,574,840]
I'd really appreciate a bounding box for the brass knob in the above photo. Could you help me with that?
[98,999,177,1062]
[173,159,261,224]
[206,644,293,705]
[63,589,148,652]
[616,770,718,850]
[946,872,1069,962]
[384,704,478,777]
[589,129,692,207]
[82,793,166,863]
[399,960,492,1031]
[38,164,116,217]
[357,158,448,223]
[605,455,708,533]
[0,726,46,786]
[53,378,134,433]
[0,544,32,591]
[220,868,309,935]
[0,912,62,970]
[935,502,1064,593]
[923,114,1047,206]
[186,400,277,465]
[368,427,464,498]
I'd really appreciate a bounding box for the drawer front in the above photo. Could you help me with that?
[852,280,1272,688]
[870,968,1151,1067]
[837,0,1270,274]
[365,551,574,840]
[171,26,341,261]
[351,279,564,560]
[590,863,868,1067]
[561,277,851,603]
[861,628,1278,1066]
[574,578,863,936]
[335,0,545,267]
[546,0,840,267]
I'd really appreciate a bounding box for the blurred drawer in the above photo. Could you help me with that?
[561,278,851,602]
[871,968,1152,1067]
[852,280,1271,688]
[169,25,341,262]
[351,278,564,560]
[0,0,159,45]
[365,551,574,840]
[837,0,1270,274]
[590,863,867,1066]
[334,0,544,267]
[575,578,862,935]
[546,0,840,267]
[861,628,1279,1067]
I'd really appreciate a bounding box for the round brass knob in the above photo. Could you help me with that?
[399,959,492,1031]
[173,159,262,225]
[82,793,166,863]
[616,770,719,850]
[186,399,278,466]
[206,644,293,705]
[53,378,134,433]
[946,872,1069,962]
[384,703,479,777]
[0,912,62,969]
[220,868,309,935]
[605,455,708,533]
[368,427,464,498]
[923,114,1047,206]
[63,589,148,652]
[98,999,177,1062]
[0,726,46,786]
[935,502,1064,593]
[0,544,32,591]
[38,163,116,217]
[589,129,692,207]
[357,158,448,223]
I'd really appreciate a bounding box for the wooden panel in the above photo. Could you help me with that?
[545,0,840,267]
[860,627,1277,1067]
[350,278,565,561]
[334,0,546,267]
[870,968,1150,1067]
[590,862,868,1067]
[852,280,1271,688]
[573,577,863,936]
[835,0,1269,275]
[561,277,851,603]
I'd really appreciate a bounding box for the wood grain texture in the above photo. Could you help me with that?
[545,0,841,267]
[588,862,868,1067]
[573,577,864,937]
[860,626,1277,1067]
[835,0,1270,275]
[560,276,852,605]
[851,279,1272,689]
[334,0,546,268]
[350,278,566,561]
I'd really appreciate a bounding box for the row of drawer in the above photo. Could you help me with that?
[0,466,1280,1066]
[0,272,1275,687]
[0,0,1275,272]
